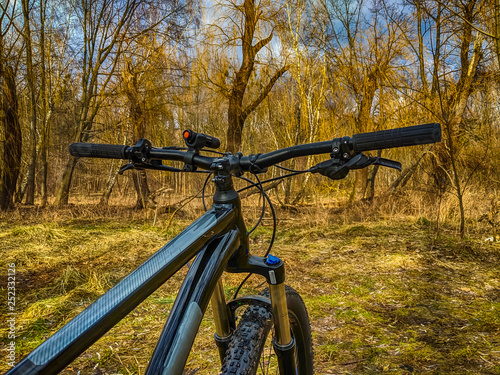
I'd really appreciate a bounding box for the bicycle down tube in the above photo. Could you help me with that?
[6,203,240,375]
[148,228,241,374]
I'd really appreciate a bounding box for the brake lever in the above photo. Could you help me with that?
[118,163,135,174]
[311,153,401,180]
[118,160,182,175]
[372,157,402,171]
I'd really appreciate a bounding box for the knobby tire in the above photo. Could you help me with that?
[220,285,314,374]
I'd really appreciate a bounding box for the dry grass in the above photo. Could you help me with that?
[0,201,499,374]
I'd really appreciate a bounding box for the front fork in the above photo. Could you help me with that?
[211,255,297,373]
[269,282,297,375]
[211,279,232,362]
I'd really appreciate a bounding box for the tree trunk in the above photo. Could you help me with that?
[22,0,38,205]
[132,170,151,209]
[430,4,442,98]
[16,168,29,203]
[225,0,287,153]
[352,70,378,201]
[54,156,78,207]
[24,153,37,205]
[390,155,424,191]
[39,111,52,207]
[227,98,246,153]
[442,31,483,237]
[122,63,152,209]
[363,150,383,201]
[291,178,308,205]
[495,0,500,68]
[39,0,49,208]
[0,66,22,211]
[447,129,466,237]
[415,0,428,94]
[100,159,122,206]
[40,148,48,207]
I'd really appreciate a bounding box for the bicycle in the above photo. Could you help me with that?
[7,123,441,375]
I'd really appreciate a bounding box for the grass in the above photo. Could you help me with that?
[0,204,499,374]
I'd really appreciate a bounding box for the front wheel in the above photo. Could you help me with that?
[220,285,314,374]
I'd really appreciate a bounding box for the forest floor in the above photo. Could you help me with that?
[0,202,499,374]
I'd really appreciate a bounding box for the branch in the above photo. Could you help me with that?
[433,0,496,39]
[195,56,231,98]
[253,30,274,55]
[242,64,289,119]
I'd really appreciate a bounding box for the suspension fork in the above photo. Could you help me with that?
[225,253,297,374]
[269,282,292,345]
[211,279,232,362]
[269,280,297,374]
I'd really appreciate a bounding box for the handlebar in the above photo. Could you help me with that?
[69,123,441,173]
[68,143,128,159]
[351,123,441,152]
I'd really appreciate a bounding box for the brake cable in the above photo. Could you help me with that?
[232,188,277,300]
[193,156,308,300]
[236,170,309,195]
[274,164,309,173]
[232,170,281,300]
[237,173,266,236]
[201,172,213,212]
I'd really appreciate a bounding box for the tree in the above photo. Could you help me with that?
[277,0,329,204]
[318,0,410,201]
[20,0,37,205]
[438,9,483,237]
[122,62,152,209]
[53,0,143,206]
[0,65,21,210]
[384,0,485,236]
[203,0,289,153]
[495,0,500,66]
[0,0,22,211]
[37,0,50,207]
[54,0,199,206]
[12,0,77,207]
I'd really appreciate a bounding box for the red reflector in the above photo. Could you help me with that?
[183,130,190,139]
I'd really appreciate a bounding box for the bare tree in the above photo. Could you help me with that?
[19,0,37,205]
[54,0,199,206]
[53,0,142,206]
[0,65,21,210]
[389,0,485,236]
[0,0,22,211]
[278,0,329,204]
[318,0,409,201]
[203,0,289,153]
[495,0,500,66]
[121,62,153,209]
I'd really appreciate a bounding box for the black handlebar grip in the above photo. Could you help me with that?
[351,123,441,152]
[69,143,128,159]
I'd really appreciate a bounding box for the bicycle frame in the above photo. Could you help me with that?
[8,183,294,375]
